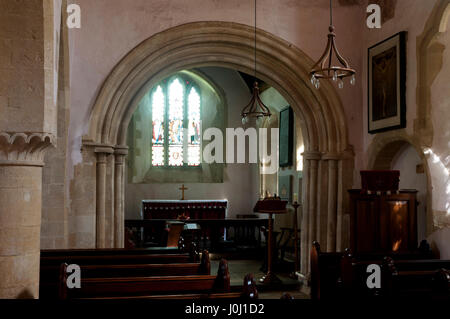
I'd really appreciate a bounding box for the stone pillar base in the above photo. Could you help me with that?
[0,165,43,299]
[0,132,53,299]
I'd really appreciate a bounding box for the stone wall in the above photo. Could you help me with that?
[362,0,450,258]
[41,6,70,249]
[127,70,225,184]
[66,0,366,189]
[68,145,97,248]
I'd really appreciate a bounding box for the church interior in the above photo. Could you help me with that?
[1,0,450,303]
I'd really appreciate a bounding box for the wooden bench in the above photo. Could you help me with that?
[382,257,450,298]
[310,242,344,300]
[310,241,434,300]
[41,245,199,264]
[340,250,450,299]
[59,259,258,300]
[41,247,183,257]
[40,250,209,299]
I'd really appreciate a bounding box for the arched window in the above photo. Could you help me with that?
[151,77,201,167]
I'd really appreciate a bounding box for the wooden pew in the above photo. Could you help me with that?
[40,243,199,268]
[98,273,260,300]
[340,251,450,299]
[41,253,195,266]
[40,250,209,299]
[340,249,381,298]
[310,241,343,300]
[59,259,258,300]
[434,268,450,293]
[310,241,434,300]
[41,247,182,257]
[381,257,450,298]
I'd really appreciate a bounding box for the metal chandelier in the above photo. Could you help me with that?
[310,0,356,90]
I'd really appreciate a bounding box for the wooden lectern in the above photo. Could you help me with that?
[254,196,287,285]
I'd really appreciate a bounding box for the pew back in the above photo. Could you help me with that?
[63,275,218,298]
[58,259,253,300]
[41,253,193,266]
[311,241,434,300]
[40,250,209,299]
[41,247,181,256]
[340,253,450,299]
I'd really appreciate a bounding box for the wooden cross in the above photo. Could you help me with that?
[179,184,188,200]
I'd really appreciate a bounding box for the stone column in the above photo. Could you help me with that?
[324,154,339,252]
[105,154,115,248]
[315,159,328,248]
[0,133,54,298]
[300,158,310,274]
[336,148,354,251]
[302,151,321,274]
[95,147,114,248]
[114,147,128,248]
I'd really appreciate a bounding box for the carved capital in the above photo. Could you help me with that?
[303,151,322,161]
[322,152,341,161]
[0,132,55,166]
[114,145,129,156]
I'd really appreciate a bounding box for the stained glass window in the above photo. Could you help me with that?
[150,77,201,167]
[187,87,201,166]
[151,86,165,166]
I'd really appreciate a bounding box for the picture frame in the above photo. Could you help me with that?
[279,106,293,167]
[368,31,406,134]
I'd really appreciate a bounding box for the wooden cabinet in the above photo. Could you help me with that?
[348,190,418,253]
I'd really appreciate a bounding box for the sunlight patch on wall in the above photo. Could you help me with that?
[424,148,450,215]
[297,145,304,171]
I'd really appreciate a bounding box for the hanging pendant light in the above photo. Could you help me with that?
[241,0,271,124]
[310,0,356,90]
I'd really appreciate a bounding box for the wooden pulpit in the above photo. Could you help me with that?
[348,170,418,254]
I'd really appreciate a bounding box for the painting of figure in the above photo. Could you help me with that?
[372,47,397,121]
[368,32,406,134]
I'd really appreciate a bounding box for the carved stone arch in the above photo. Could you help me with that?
[439,2,450,32]
[86,22,348,153]
[84,21,353,275]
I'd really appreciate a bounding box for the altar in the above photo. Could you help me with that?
[142,200,228,220]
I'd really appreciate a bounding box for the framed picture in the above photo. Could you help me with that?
[279,106,293,167]
[368,31,406,134]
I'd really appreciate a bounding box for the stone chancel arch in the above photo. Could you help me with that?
[84,22,354,275]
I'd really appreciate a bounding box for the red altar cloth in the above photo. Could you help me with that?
[142,200,227,220]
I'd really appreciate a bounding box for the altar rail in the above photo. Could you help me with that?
[125,218,269,253]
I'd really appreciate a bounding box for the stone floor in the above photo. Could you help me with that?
[210,259,310,299]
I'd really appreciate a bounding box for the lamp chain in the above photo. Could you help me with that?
[254,0,257,80]
[330,0,333,26]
